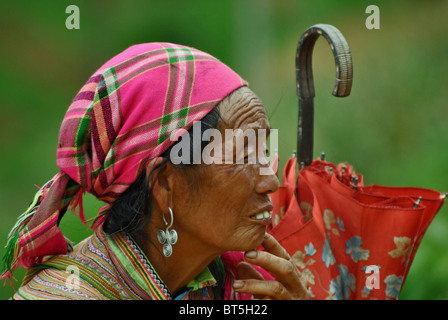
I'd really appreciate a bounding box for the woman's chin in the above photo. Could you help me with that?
[229,228,267,252]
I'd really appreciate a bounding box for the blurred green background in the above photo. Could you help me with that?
[1,0,447,299]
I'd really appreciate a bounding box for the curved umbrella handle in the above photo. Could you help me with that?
[296,24,353,166]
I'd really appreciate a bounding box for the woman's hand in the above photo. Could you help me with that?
[233,233,310,300]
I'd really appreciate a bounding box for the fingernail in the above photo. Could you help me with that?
[245,250,257,259]
[264,233,270,239]
[233,280,244,289]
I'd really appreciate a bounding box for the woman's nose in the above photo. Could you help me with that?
[255,165,280,195]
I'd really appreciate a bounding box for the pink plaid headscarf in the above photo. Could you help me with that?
[2,43,246,280]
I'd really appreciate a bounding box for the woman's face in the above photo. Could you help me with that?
[172,87,279,254]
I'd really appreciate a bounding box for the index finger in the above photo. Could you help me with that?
[262,233,291,260]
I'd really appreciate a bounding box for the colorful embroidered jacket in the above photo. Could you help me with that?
[13,225,248,300]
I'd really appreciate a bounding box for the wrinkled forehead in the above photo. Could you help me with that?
[217,87,270,133]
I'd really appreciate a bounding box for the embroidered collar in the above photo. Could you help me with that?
[125,234,173,299]
[105,229,216,300]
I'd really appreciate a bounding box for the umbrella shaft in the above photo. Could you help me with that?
[298,97,314,166]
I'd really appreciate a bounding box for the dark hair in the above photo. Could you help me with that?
[103,106,222,236]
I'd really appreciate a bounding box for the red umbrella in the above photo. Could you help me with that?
[267,24,446,300]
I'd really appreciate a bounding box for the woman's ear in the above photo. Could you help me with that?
[146,157,174,214]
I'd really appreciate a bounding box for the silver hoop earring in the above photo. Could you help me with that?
[157,207,178,258]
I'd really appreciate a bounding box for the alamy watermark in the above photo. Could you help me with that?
[365,5,380,30]
[65,265,80,290]
[169,121,278,176]
[66,5,80,30]
[365,265,380,290]
[66,5,380,31]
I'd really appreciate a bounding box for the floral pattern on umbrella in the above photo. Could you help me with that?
[267,156,445,300]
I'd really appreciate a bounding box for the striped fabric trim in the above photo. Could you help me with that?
[20,257,122,300]
[105,232,171,300]
[14,268,104,300]
[13,225,219,300]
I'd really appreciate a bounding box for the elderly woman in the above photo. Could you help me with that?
[1,43,309,300]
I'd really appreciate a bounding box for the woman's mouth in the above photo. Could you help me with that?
[250,211,272,221]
